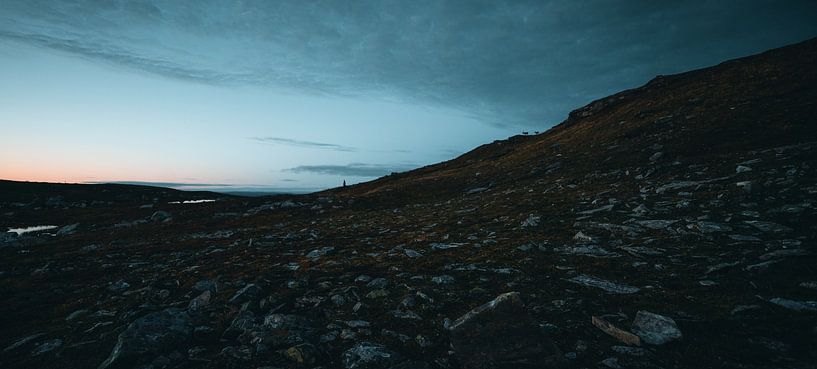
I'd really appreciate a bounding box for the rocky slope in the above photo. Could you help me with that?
[1,37,816,369]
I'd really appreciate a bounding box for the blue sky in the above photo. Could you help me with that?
[1,1,816,191]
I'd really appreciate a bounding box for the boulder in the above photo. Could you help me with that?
[631,311,682,345]
[98,308,192,369]
[447,292,564,368]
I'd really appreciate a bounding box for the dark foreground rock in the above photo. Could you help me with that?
[98,308,192,369]
[448,292,564,369]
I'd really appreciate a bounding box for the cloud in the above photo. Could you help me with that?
[2,1,816,127]
[250,137,357,152]
[284,163,418,177]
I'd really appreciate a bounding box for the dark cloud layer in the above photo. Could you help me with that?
[250,137,357,152]
[285,163,417,177]
[2,1,816,127]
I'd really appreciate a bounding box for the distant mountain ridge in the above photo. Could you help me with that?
[327,36,817,203]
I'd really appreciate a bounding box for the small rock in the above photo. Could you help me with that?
[366,278,389,289]
[366,289,389,299]
[591,316,641,346]
[285,343,319,365]
[150,211,171,222]
[342,341,403,369]
[331,294,347,306]
[188,290,211,311]
[568,274,640,294]
[306,246,335,260]
[573,231,596,243]
[800,281,817,290]
[521,214,540,228]
[56,223,79,236]
[404,249,423,258]
[355,275,372,284]
[432,275,455,284]
[228,283,261,305]
[107,280,130,293]
[31,339,62,356]
[192,280,217,293]
[66,309,90,321]
[600,357,623,369]
[736,165,752,173]
[768,298,817,312]
[3,333,47,353]
[744,220,792,233]
[346,320,371,328]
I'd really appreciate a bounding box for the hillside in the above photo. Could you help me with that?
[1,38,816,369]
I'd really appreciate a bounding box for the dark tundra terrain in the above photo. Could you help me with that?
[2,38,816,369]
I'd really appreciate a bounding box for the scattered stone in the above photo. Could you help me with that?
[744,221,792,233]
[729,234,762,242]
[611,345,648,356]
[331,294,347,306]
[346,320,371,328]
[578,204,614,215]
[56,223,79,236]
[188,290,211,310]
[389,310,422,320]
[306,246,335,260]
[631,311,682,345]
[355,275,372,284]
[768,298,817,312]
[31,339,62,356]
[366,289,389,300]
[521,214,541,228]
[636,219,677,230]
[591,316,641,346]
[107,280,130,292]
[150,211,171,222]
[601,357,624,369]
[556,245,620,258]
[342,341,403,369]
[430,243,461,250]
[228,283,261,305]
[3,333,46,353]
[800,281,817,290]
[366,278,389,289]
[66,309,90,321]
[731,305,761,315]
[431,275,455,284]
[568,274,640,294]
[192,280,217,293]
[285,343,319,365]
[759,249,810,261]
[573,231,596,243]
[404,249,423,258]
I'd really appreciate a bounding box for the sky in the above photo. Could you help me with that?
[1,1,816,192]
